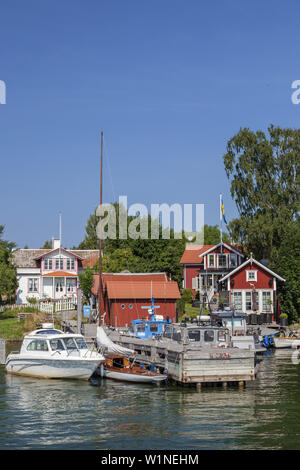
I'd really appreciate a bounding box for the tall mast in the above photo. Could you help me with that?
[98,131,103,325]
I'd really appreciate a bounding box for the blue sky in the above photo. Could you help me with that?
[0,0,299,248]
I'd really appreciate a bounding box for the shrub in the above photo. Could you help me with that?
[181,288,194,304]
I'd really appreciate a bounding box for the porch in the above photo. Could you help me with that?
[42,272,77,301]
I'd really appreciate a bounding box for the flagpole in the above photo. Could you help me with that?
[220,193,223,254]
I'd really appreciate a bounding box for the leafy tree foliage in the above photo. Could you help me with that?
[78,266,94,303]
[0,226,18,303]
[223,125,299,260]
[270,221,300,322]
[223,125,300,317]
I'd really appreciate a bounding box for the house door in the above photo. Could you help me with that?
[54,278,65,299]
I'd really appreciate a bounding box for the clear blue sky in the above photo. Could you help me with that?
[0,0,299,248]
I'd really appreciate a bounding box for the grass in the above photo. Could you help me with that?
[0,310,27,339]
[0,309,60,340]
[178,302,209,322]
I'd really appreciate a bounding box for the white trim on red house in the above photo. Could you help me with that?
[199,242,245,258]
[218,256,285,283]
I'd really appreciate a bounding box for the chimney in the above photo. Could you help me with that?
[52,237,61,250]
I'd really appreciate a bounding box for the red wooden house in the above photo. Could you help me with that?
[180,242,285,319]
[219,255,285,321]
[92,272,181,327]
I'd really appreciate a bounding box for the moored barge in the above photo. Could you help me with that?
[104,323,256,387]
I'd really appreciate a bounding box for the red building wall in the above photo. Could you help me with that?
[184,265,202,291]
[108,299,177,327]
[231,264,274,290]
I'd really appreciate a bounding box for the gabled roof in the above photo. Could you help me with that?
[12,248,100,268]
[218,256,286,282]
[104,280,181,300]
[199,242,244,258]
[34,247,83,260]
[180,242,244,264]
[92,272,168,295]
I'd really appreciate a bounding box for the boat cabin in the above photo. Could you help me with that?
[105,355,131,369]
[162,324,231,347]
[129,296,172,339]
[210,309,247,336]
[20,332,89,355]
[130,316,172,339]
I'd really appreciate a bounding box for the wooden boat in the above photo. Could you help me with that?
[101,355,167,383]
[273,336,300,349]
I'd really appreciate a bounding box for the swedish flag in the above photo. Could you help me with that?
[220,195,228,224]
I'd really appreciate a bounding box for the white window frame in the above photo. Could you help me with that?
[232,291,242,311]
[28,278,38,293]
[218,254,227,268]
[246,270,257,282]
[44,259,52,270]
[245,291,252,311]
[229,254,237,268]
[55,258,64,270]
[208,254,215,268]
[261,291,272,313]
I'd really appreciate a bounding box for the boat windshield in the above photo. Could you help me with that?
[223,319,244,329]
[35,329,62,335]
[75,337,88,349]
[188,329,201,342]
[49,339,65,351]
[63,337,78,350]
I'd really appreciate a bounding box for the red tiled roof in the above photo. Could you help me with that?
[42,271,77,277]
[179,245,213,264]
[92,273,168,294]
[104,280,181,300]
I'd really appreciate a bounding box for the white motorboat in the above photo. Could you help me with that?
[273,336,300,349]
[5,324,105,380]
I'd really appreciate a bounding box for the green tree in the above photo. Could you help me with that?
[202,224,231,245]
[223,125,300,260]
[0,226,17,303]
[76,210,99,250]
[270,221,300,322]
[41,240,52,249]
[78,266,94,304]
[223,125,300,316]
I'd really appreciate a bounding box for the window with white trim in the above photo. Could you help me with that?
[66,258,75,270]
[262,291,272,312]
[44,259,52,270]
[218,254,227,268]
[28,278,38,292]
[208,254,215,267]
[246,270,257,282]
[55,258,64,270]
[192,277,199,290]
[245,292,252,310]
[229,254,237,268]
[232,291,242,310]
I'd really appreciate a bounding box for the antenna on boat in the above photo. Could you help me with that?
[98,130,103,326]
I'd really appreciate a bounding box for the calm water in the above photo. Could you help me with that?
[1,349,300,450]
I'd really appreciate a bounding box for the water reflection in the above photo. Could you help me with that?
[0,351,300,450]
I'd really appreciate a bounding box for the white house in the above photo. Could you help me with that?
[12,238,99,304]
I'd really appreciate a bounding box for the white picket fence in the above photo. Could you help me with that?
[40,300,76,314]
[0,300,76,315]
